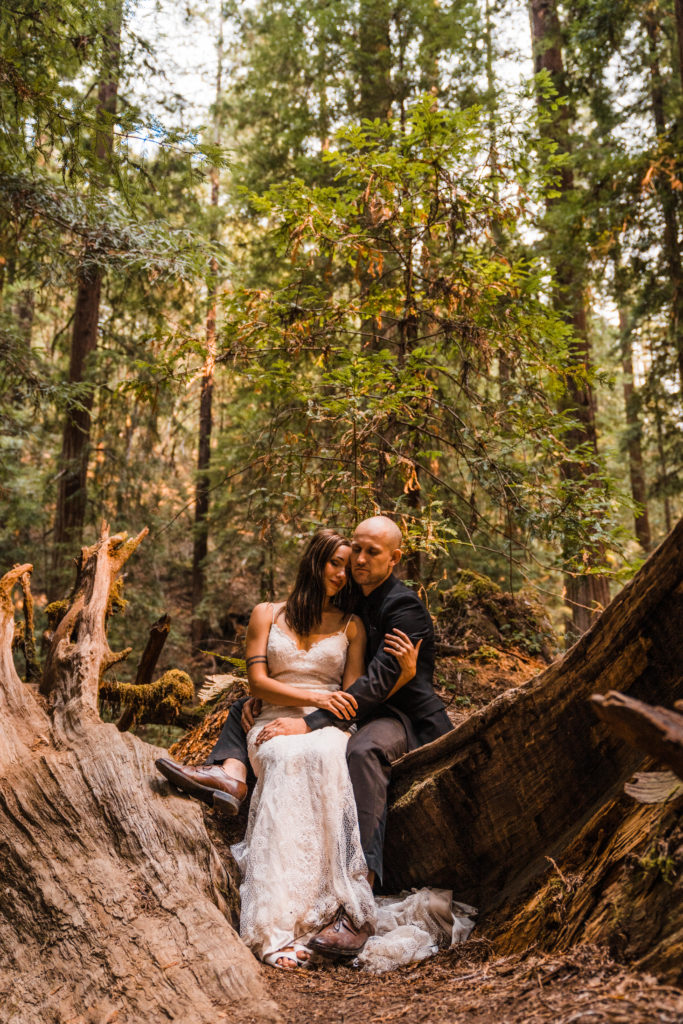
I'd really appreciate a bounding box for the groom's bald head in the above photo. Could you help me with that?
[354,515,403,551]
[351,516,403,594]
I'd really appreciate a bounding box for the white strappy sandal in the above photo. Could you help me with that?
[263,942,313,970]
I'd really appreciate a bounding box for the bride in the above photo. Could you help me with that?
[232,528,419,970]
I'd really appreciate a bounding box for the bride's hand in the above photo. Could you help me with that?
[255,718,310,745]
[384,629,422,682]
[313,689,358,720]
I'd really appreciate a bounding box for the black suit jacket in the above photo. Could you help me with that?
[304,573,451,750]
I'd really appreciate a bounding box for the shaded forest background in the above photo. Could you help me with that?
[2,0,683,708]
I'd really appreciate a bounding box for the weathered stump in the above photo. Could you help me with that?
[0,529,277,1024]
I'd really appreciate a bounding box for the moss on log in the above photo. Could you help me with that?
[100,668,194,729]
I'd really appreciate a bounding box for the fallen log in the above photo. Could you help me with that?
[384,517,683,910]
[0,527,276,1024]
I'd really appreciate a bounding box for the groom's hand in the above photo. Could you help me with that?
[254,718,310,746]
[241,697,262,732]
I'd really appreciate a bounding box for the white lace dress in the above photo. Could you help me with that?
[231,618,476,971]
[231,620,376,959]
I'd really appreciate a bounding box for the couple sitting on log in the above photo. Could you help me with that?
[156,516,474,972]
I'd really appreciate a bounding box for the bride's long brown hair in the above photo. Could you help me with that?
[284,529,359,637]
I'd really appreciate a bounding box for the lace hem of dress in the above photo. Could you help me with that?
[353,888,477,974]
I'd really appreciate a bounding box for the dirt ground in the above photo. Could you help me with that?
[254,942,683,1024]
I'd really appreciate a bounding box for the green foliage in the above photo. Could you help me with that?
[215,98,628,582]
[0,0,681,660]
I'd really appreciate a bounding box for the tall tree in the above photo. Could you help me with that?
[675,0,683,102]
[52,0,123,593]
[355,0,393,122]
[617,299,652,551]
[528,0,611,640]
[643,5,683,392]
[191,8,224,648]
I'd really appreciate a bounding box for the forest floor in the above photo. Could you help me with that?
[254,942,683,1024]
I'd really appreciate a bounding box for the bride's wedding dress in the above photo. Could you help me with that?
[231,613,475,972]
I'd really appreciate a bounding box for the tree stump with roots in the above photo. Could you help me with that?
[0,525,277,1024]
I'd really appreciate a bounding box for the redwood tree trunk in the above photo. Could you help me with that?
[528,0,610,641]
[645,9,683,391]
[191,351,215,647]
[353,0,397,507]
[676,0,683,87]
[356,0,392,123]
[191,15,223,648]
[0,531,275,1024]
[618,304,652,551]
[52,264,102,585]
[52,1,122,595]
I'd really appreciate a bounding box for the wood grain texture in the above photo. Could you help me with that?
[486,788,683,986]
[384,517,683,909]
[0,529,277,1024]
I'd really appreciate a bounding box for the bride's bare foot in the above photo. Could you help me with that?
[264,945,312,970]
[277,947,310,969]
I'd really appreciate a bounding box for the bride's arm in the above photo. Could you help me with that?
[246,604,357,720]
[341,617,366,690]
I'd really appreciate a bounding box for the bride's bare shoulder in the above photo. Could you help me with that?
[249,601,285,624]
[345,614,366,642]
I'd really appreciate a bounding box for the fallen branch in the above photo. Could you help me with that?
[591,691,683,781]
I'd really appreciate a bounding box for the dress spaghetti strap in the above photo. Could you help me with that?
[271,601,286,624]
[342,615,352,636]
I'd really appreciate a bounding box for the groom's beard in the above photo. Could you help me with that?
[351,565,392,591]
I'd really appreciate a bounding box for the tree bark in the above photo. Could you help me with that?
[384,515,683,909]
[644,9,683,391]
[488,786,683,986]
[618,304,652,551]
[356,0,393,123]
[52,263,102,586]
[0,530,276,1024]
[351,0,399,509]
[527,0,610,641]
[135,613,171,686]
[191,11,223,648]
[18,568,40,682]
[191,344,215,647]
[676,0,683,93]
[52,0,123,595]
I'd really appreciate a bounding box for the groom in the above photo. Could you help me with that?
[156,515,452,956]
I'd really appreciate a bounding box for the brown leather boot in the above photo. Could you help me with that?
[309,907,375,959]
[155,758,247,814]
